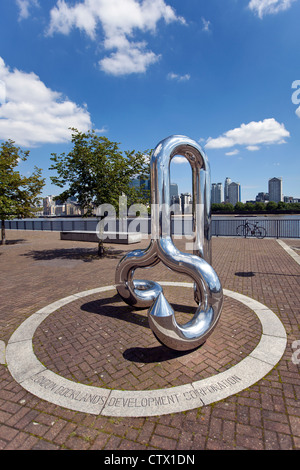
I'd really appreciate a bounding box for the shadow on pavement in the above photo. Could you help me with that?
[21,247,126,262]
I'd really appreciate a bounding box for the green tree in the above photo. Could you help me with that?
[234,202,245,212]
[49,129,150,255]
[290,202,300,211]
[0,140,45,245]
[266,201,278,211]
[223,203,234,212]
[244,202,255,212]
[254,202,266,211]
[49,129,150,214]
[211,203,223,212]
[277,201,287,210]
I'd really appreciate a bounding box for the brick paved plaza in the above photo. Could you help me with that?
[0,230,299,450]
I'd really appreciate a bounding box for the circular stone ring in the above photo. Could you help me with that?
[5,283,287,417]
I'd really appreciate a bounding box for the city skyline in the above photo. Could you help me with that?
[0,1,299,204]
[210,175,299,205]
[42,173,297,213]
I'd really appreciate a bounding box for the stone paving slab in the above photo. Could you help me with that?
[0,230,299,450]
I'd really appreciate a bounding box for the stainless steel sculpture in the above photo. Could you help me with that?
[115,135,223,351]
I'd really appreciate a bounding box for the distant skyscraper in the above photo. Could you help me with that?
[228,182,241,205]
[129,178,150,191]
[170,183,180,207]
[224,177,231,202]
[140,178,150,191]
[256,192,269,203]
[211,183,223,204]
[268,177,283,203]
[211,184,217,204]
[129,178,140,190]
[180,193,192,214]
[170,183,179,199]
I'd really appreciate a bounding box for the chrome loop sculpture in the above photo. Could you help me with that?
[115,135,223,351]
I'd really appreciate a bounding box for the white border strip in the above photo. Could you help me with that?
[5,284,287,417]
[277,240,300,266]
[0,340,5,365]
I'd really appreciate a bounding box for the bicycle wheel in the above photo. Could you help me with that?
[236,224,247,237]
[255,227,266,239]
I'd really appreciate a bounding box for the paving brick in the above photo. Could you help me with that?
[32,440,61,450]
[150,433,178,450]
[89,432,110,449]
[0,425,19,442]
[236,434,264,450]
[289,416,300,437]
[0,231,299,450]
[236,423,263,439]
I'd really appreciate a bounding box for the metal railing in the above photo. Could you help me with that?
[211,218,300,239]
[3,216,300,239]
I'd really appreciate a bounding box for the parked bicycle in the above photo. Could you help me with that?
[236,220,267,239]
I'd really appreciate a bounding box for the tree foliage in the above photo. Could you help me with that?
[0,140,45,244]
[212,202,234,212]
[49,129,150,215]
[212,201,300,213]
[266,201,278,211]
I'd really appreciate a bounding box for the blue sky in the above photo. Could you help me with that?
[0,0,299,202]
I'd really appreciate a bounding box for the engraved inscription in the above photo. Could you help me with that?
[193,375,242,397]
[106,393,181,409]
[32,375,107,405]
[31,373,242,414]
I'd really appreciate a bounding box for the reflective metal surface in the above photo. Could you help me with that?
[115,135,223,351]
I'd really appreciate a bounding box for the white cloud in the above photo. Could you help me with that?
[172,156,189,164]
[100,39,159,75]
[246,145,260,151]
[201,17,211,32]
[167,72,190,82]
[225,149,240,156]
[0,57,92,147]
[16,0,39,20]
[248,0,297,18]
[205,118,290,150]
[48,0,185,75]
[296,106,300,118]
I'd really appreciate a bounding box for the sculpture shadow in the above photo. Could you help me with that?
[21,247,125,263]
[123,345,190,363]
[80,294,194,362]
[80,294,151,327]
